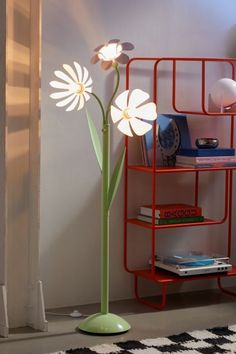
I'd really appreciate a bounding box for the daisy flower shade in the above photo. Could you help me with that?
[91,39,134,70]
[111,89,157,137]
[49,62,93,111]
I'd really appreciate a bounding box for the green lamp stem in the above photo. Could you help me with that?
[101,65,120,314]
[101,122,110,314]
[78,63,130,334]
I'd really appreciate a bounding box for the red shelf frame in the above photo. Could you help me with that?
[128,218,223,230]
[134,266,236,284]
[123,57,236,309]
[128,164,236,173]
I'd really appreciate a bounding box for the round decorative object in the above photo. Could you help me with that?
[210,78,236,109]
[157,118,180,166]
[195,138,219,149]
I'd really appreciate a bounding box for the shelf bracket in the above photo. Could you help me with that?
[134,275,167,310]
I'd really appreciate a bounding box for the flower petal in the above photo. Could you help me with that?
[121,42,135,51]
[84,77,93,87]
[54,70,74,84]
[77,95,85,111]
[83,92,90,102]
[94,44,104,52]
[91,54,99,64]
[116,53,129,64]
[82,66,89,84]
[50,91,73,99]
[101,60,112,70]
[74,61,82,82]
[85,86,92,93]
[129,117,152,136]
[115,90,129,110]
[56,93,76,107]
[63,64,78,82]
[50,81,70,90]
[128,89,150,108]
[111,105,123,123]
[117,119,133,137]
[108,39,120,44]
[135,102,157,120]
[66,95,79,111]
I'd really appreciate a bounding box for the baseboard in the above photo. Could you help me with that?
[0,285,9,337]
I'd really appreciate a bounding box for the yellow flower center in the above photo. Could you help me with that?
[123,108,131,120]
[76,83,85,95]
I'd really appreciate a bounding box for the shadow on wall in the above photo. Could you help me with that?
[40,179,101,309]
[225,24,236,58]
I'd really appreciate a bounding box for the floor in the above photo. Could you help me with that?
[1,288,236,354]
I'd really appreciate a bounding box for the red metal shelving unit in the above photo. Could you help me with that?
[124,57,236,309]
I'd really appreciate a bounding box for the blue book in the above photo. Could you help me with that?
[178,148,235,157]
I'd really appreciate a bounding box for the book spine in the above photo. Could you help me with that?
[176,163,213,168]
[176,155,236,164]
[178,148,235,157]
[138,215,204,224]
[140,206,202,218]
[176,162,236,168]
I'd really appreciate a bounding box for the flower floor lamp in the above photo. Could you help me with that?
[49,39,157,335]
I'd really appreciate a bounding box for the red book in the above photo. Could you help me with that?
[139,203,202,219]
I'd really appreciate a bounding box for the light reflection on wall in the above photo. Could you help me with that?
[6,0,31,327]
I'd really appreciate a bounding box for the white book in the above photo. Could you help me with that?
[176,155,236,164]
[176,162,236,168]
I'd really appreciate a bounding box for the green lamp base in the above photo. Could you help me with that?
[77,312,131,335]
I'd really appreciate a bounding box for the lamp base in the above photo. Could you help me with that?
[77,312,131,335]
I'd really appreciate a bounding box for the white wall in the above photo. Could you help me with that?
[41,0,236,309]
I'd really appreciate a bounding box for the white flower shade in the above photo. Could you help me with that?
[98,43,123,61]
[111,89,157,137]
[49,62,93,111]
[91,39,134,70]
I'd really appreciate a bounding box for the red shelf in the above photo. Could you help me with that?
[127,217,221,229]
[128,164,236,174]
[132,266,236,284]
[124,57,236,309]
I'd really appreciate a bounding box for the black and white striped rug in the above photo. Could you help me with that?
[49,324,236,354]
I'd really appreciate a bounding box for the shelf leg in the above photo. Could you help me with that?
[134,275,167,310]
[217,277,236,297]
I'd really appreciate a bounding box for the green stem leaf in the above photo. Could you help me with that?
[86,108,102,171]
[105,65,120,123]
[107,147,126,210]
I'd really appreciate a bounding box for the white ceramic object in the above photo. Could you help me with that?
[210,78,236,109]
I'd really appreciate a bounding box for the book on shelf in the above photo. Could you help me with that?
[176,155,236,165]
[178,148,235,157]
[142,114,191,167]
[176,162,236,168]
[140,203,202,219]
[137,214,204,225]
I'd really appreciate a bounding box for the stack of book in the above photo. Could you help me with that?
[175,148,236,168]
[137,203,204,225]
